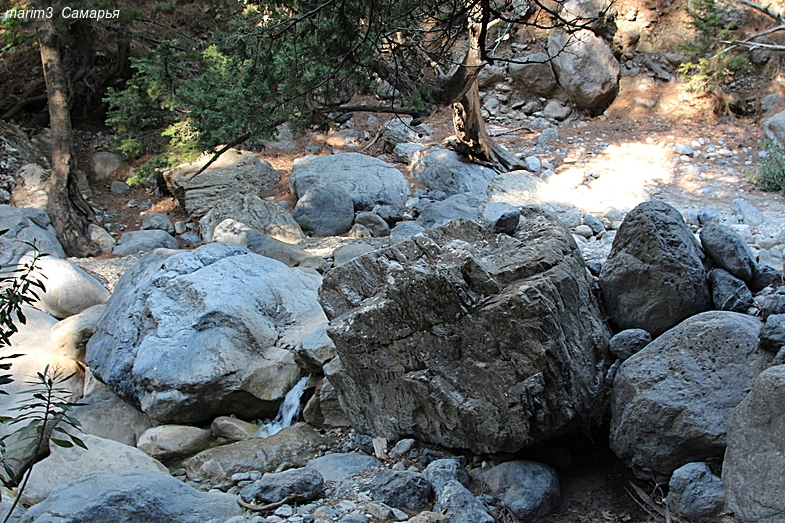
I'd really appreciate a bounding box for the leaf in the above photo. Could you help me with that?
[50,439,74,448]
[69,434,87,450]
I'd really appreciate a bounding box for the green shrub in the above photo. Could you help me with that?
[755,138,785,192]
[678,0,751,95]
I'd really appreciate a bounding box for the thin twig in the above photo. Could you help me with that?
[489,125,533,137]
[237,494,305,512]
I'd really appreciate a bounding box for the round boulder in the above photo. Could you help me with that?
[293,184,355,236]
[86,243,325,423]
[599,201,711,337]
[609,311,771,478]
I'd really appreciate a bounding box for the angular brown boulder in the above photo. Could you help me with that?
[320,212,612,455]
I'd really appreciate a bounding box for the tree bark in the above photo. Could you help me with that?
[448,6,524,173]
[36,10,100,257]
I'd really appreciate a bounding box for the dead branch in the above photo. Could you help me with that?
[237,494,306,513]
[626,482,687,523]
[738,0,785,24]
[2,94,48,120]
[720,39,785,51]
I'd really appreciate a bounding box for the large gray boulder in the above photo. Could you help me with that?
[212,219,325,269]
[479,460,561,521]
[290,153,409,210]
[86,243,324,423]
[509,52,558,95]
[164,149,281,219]
[599,201,711,337]
[320,213,612,455]
[722,365,785,523]
[0,205,64,266]
[410,149,496,196]
[415,193,483,229]
[184,424,326,482]
[22,434,168,505]
[293,183,355,236]
[112,229,179,256]
[199,193,304,243]
[547,29,620,109]
[609,311,771,478]
[69,390,154,446]
[19,469,242,523]
[21,255,109,319]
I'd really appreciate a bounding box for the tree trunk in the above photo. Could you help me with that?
[442,4,524,173]
[36,10,100,257]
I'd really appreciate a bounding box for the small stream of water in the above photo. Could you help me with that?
[255,376,309,438]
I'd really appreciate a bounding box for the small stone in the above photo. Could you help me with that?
[666,462,724,522]
[608,329,652,361]
[141,213,175,235]
[537,128,560,148]
[180,231,201,246]
[390,438,416,458]
[760,314,785,352]
[697,207,722,225]
[481,202,520,235]
[730,198,765,226]
[574,225,594,238]
[87,224,116,253]
[542,101,572,121]
[582,214,605,235]
[274,504,294,517]
[674,144,694,155]
[711,269,754,312]
[110,181,129,194]
[524,156,542,172]
[174,221,187,234]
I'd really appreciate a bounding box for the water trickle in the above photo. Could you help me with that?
[255,376,309,438]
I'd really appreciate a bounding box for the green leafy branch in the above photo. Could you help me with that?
[0,366,86,523]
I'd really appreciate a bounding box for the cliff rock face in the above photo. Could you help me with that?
[320,212,612,454]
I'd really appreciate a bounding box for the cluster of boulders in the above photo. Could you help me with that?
[2,101,785,522]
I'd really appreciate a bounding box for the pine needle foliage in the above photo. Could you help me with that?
[678,0,751,95]
[104,0,469,181]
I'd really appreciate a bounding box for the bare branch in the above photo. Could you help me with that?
[737,0,785,24]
